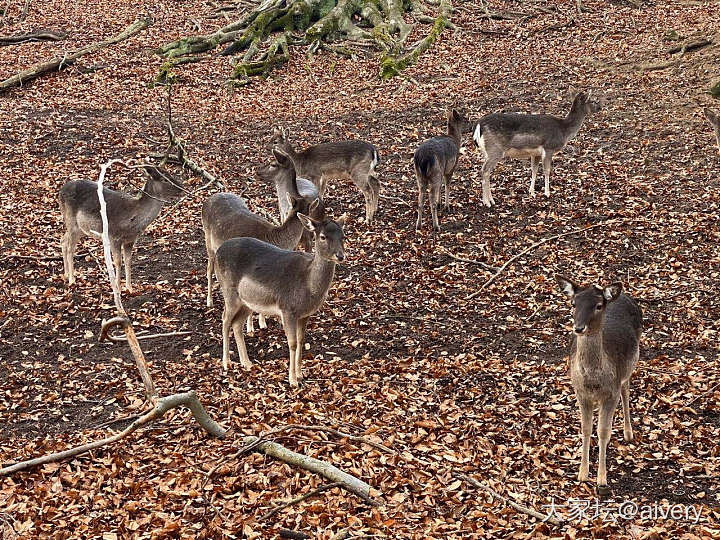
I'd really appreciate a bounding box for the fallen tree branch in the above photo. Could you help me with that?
[456,472,563,526]
[100,328,192,343]
[260,482,342,520]
[0,391,226,476]
[467,220,620,299]
[0,29,66,45]
[241,436,380,505]
[686,380,720,407]
[636,288,713,304]
[437,248,499,272]
[0,16,151,92]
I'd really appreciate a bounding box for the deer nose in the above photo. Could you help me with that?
[574,326,586,334]
[336,252,345,262]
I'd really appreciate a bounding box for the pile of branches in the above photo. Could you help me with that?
[157,0,452,82]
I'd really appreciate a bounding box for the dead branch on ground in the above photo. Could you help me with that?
[0,30,66,45]
[0,391,226,476]
[456,472,563,526]
[467,219,623,299]
[0,16,151,92]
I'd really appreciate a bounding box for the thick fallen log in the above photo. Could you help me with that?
[241,436,381,505]
[0,16,151,92]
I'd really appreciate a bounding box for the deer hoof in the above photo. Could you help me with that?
[624,430,634,442]
[596,484,611,496]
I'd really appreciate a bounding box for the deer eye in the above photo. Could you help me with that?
[319,233,326,241]
[596,304,603,311]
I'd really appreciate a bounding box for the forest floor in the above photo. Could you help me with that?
[1,0,719,538]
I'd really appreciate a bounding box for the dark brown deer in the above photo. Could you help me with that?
[704,108,720,152]
[474,91,599,206]
[555,275,643,494]
[59,165,184,292]
[270,126,380,224]
[414,109,468,231]
[214,214,346,386]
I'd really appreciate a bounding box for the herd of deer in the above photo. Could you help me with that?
[56,97,720,493]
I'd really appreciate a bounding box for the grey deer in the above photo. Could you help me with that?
[270,126,380,224]
[704,108,720,152]
[256,148,324,251]
[214,214,346,386]
[556,275,643,495]
[414,108,468,231]
[59,165,184,292]
[473,91,599,207]
[202,149,324,334]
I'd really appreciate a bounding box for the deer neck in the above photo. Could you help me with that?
[447,122,462,147]
[574,332,605,370]
[271,211,305,248]
[562,101,587,142]
[134,189,165,226]
[308,251,336,297]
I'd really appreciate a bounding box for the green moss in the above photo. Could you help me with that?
[711,79,720,98]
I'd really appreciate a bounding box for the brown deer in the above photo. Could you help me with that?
[555,275,643,494]
[414,108,468,231]
[59,165,184,292]
[704,108,720,152]
[214,214,346,386]
[270,126,380,224]
[474,91,599,206]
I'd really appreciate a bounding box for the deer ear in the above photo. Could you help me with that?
[603,282,622,301]
[273,148,292,168]
[309,198,320,212]
[286,192,294,207]
[283,127,290,139]
[334,213,348,228]
[297,213,316,232]
[555,275,578,297]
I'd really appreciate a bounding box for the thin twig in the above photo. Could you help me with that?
[456,473,563,526]
[467,220,621,299]
[437,248,499,272]
[686,380,720,407]
[636,288,712,304]
[260,482,341,520]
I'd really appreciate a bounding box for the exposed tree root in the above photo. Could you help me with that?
[158,0,453,80]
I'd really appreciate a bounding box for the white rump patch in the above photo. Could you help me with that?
[473,124,482,146]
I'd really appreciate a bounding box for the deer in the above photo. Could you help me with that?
[555,275,643,495]
[270,126,380,224]
[704,108,720,152]
[59,165,184,292]
[214,213,346,386]
[256,149,324,251]
[414,108,468,231]
[473,91,599,207]
[202,149,324,333]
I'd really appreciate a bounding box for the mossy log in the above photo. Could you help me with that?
[158,0,452,81]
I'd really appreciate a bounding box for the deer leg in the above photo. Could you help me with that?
[205,252,215,308]
[443,174,451,210]
[246,313,255,335]
[369,175,381,220]
[542,152,553,197]
[232,308,252,370]
[295,317,309,383]
[529,156,538,196]
[122,243,134,293]
[110,242,123,292]
[481,158,499,207]
[283,315,299,387]
[597,396,619,492]
[221,299,240,372]
[621,380,633,442]
[577,395,593,482]
[361,187,374,225]
[258,313,267,329]
[415,179,424,230]
[429,180,441,232]
[62,228,81,285]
